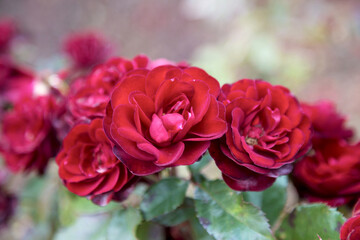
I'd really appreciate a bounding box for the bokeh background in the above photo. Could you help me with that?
[2,0,360,130]
[1,0,360,239]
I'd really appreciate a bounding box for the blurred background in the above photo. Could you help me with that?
[1,0,360,238]
[2,0,360,131]
[1,0,360,130]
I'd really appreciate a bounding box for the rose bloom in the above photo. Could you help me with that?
[63,32,110,69]
[0,19,15,54]
[302,101,353,140]
[340,199,360,240]
[0,96,60,174]
[67,55,188,124]
[0,58,34,107]
[56,118,137,205]
[104,65,226,175]
[293,139,360,206]
[209,79,312,191]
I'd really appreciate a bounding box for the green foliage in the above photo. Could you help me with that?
[194,180,274,240]
[107,207,142,240]
[54,214,110,240]
[277,203,345,240]
[154,198,195,226]
[55,207,142,240]
[189,215,216,240]
[136,221,165,240]
[140,177,189,221]
[59,187,121,226]
[188,152,212,175]
[243,176,288,225]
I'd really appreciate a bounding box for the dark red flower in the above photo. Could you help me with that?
[67,55,188,124]
[340,199,360,240]
[302,101,353,141]
[63,32,110,69]
[209,79,312,191]
[0,96,60,174]
[66,55,149,123]
[104,65,226,175]
[0,58,34,107]
[56,118,136,206]
[0,19,16,54]
[0,187,16,228]
[293,139,360,206]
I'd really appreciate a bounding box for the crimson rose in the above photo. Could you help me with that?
[293,139,360,206]
[104,65,226,175]
[63,32,110,69]
[67,55,151,123]
[56,118,137,205]
[209,79,311,191]
[0,96,60,174]
[0,58,34,108]
[301,101,353,141]
[340,199,360,240]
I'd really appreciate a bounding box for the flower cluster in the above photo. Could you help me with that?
[292,101,360,206]
[1,27,360,223]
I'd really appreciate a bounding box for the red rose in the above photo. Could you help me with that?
[209,79,312,191]
[340,199,360,240]
[67,55,188,124]
[0,58,34,107]
[340,215,360,240]
[104,65,226,175]
[0,96,60,174]
[293,139,360,206]
[63,32,110,69]
[0,19,15,54]
[302,101,353,141]
[66,55,151,123]
[56,118,136,206]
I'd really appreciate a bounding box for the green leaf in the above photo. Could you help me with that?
[140,177,189,221]
[136,221,165,240]
[277,203,345,240]
[59,187,121,226]
[243,176,288,225]
[107,207,142,240]
[194,180,274,240]
[189,152,212,175]
[154,198,195,226]
[189,215,216,240]
[54,215,110,240]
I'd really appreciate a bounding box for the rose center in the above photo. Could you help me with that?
[92,144,114,173]
[245,125,264,146]
[149,113,185,144]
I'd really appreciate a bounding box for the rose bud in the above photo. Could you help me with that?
[56,118,137,206]
[293,139,360,206]
[209,79,312,191]
[0,96,60,174]
[0,18,16,54]
[104,65,227,175]
[63,32,110,69]
[340,199,360,240]
[302,101,353,141]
